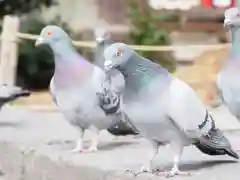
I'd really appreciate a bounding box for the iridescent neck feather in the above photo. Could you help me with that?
[229,27,240,60]
[51,40,93,87]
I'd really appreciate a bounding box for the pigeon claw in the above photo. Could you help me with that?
[71,147,98,153]
[125,168,153,177]
[85,146,98,153]
[19,90,31,97]
[79,149,91,153]
[158,170,192,178]
[71,148,85,153]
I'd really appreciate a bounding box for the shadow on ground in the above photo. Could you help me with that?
[46,139,138,151]
[99,141,138,151]
[156,160,238,172]
[0,121,24,128]
[0,170,3,176]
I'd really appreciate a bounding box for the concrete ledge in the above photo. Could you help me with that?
[1,136,240,180]
[0,106,240,180]
[0,106,150,180]
[0,141,136,180]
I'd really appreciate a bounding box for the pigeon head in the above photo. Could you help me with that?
[35,25,71,48]
[0,84,30,102]
[94,28,111,43]
[224,8,240,42]
[104,43,133,71]
[224,7,240,29]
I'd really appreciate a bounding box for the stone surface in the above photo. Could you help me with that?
[0,105,240,179]
[176,48,229,105]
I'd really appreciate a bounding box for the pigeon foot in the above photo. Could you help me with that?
[71,148,85,153]
[125,168,194,177]
[85,146,98,153]
[125,167,153,177]
[71,147,98,153]
[157,169,192,178]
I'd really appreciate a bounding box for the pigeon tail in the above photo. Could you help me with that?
[194,128,239,159]
[194,111,239,159]
[0,90,31,103]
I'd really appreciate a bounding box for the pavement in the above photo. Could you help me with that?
[0,104,240,180]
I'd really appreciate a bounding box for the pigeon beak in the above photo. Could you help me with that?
[104,60,113,71]
[19,89,31,97]
[224,18,231,29]
[224,19,232,42]
[96,36,104,43]
[35,36,45,47]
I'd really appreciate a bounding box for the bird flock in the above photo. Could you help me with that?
[3,6,236,178]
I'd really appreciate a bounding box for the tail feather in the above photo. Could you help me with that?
[225,148,239,159]
[0,91,31,103]
[194,128,239,159]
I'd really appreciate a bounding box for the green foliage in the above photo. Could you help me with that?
[0,0,57,18]
[17,16,73,89]
[128,0,177,72]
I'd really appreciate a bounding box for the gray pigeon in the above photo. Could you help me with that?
[94,28,113,69]
[93,28,139,136]
[35,25,133,153]
[103,43,238,177]
[217,7,240,123]
[0,84,30,108]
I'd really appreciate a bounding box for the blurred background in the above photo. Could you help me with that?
[0,0,236,107]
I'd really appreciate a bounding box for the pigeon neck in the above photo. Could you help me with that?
[229,28,240,59]
[94,39,113,68]
[97,38,113,47]
[118,53,171,101]
[51,40,93,87]
[51,40,77,62]
[117,54,158,89]
[103,38,113,45]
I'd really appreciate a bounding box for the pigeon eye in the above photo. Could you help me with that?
[115,49,123,57]
[47,31,52,36]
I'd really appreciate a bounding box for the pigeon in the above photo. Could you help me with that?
[103,43,239,177]
[217,7,240,123]
[0,84,30,108]
[94,28,113,69]
[93,28,139,136]
[35,25,135,153]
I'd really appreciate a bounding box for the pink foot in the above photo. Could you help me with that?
[71,148,87,153]
[71,147,98,153]
[79,149,95,153]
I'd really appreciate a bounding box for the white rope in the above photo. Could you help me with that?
[16,32,230,51]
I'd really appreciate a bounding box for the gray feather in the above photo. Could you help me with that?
[194,111,238,159]
[103,42,238,161]
[94,28,139,136]
[217,7,240,121]
[0,84,30,108]
[35,26,137,146]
